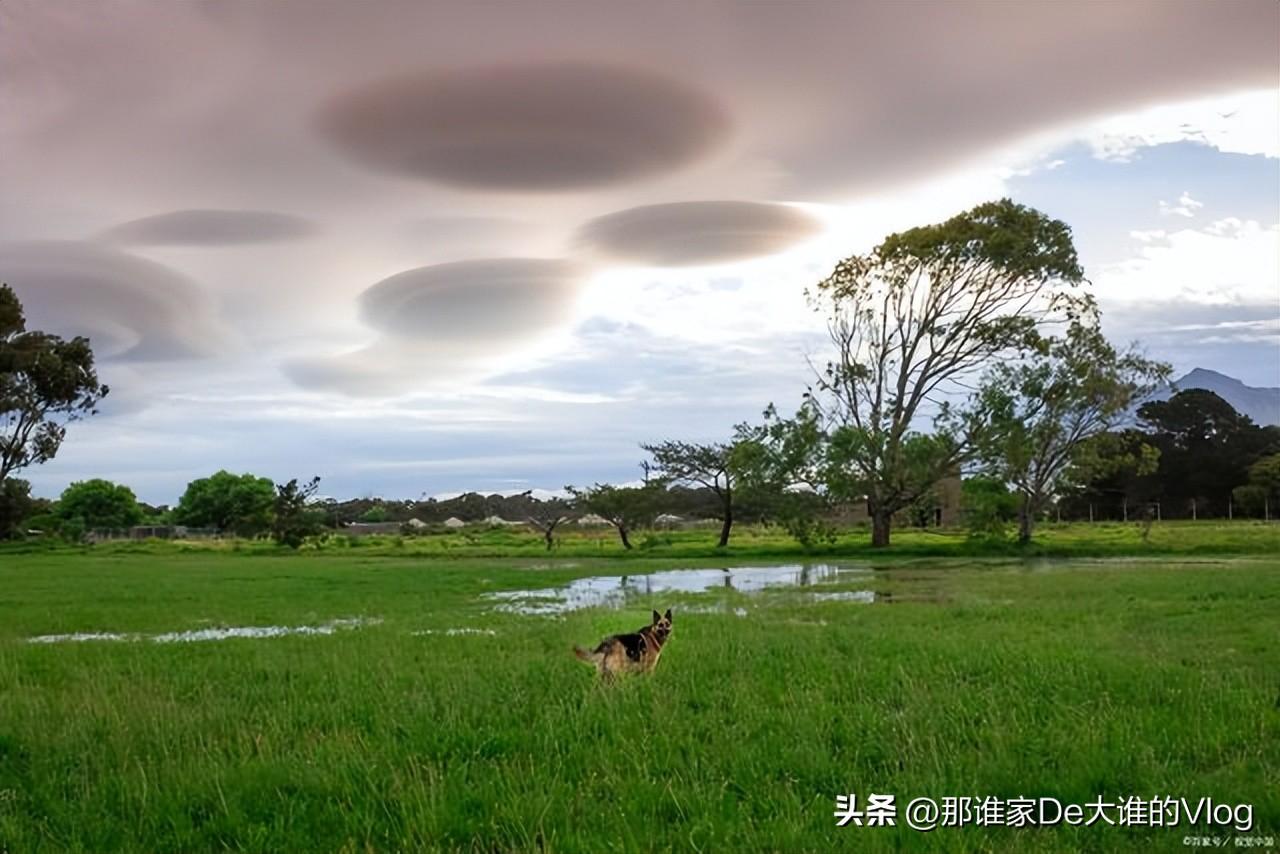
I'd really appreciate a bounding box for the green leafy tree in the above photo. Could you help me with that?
[960,475,1019,540]
[173,470,274,536]
[733,404,834,547]
[1,283,108,484]
[641,440,742,547]
[566,482,665,550]
[272,476,322,548]
[0,477,34,539]
[1063,429,1162,520]
[1137,390,1279,516]
[975,309,1170,542]
[1232,453,1280,518]
[57,478,143,531]
[802,200,1085,546]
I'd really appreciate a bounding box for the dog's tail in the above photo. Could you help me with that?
[573,644,599,664]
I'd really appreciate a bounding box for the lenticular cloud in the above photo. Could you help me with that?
[316,62,731,191]
[577,200,823,266]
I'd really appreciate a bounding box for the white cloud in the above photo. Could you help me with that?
[1078,88,1279,161]
[1159,191,1204,218]
[1096,218,1279,305]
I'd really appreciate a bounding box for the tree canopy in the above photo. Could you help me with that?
[566,482,665,550]
[1137,390,1279,515]
[0,283,108,483]
[57,478,143,531]
[801,199,1086,546]
[641,439,739,547]
[173,470,275,535]
[975,307,1170,541]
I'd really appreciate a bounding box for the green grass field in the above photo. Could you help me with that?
[1,529,1277,851]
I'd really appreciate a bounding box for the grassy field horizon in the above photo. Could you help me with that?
[2,536,1277,852]
[4,518,1280,561]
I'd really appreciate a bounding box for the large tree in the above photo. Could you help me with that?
[975,308,1170,542]
[1138,390,1279,516]
[566,482,664,550]
[641,440,741,547]
[803,199,1085,546]
[173,470,275,536]
[57,478,143,531]
[0,283,108,484]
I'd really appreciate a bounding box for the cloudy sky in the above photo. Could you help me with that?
[2,1,1277,503]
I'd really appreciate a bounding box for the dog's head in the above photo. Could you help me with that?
[651,608,673,641]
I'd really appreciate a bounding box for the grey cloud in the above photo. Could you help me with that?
[1104,300,1279,342]
[1101,299,1279,387]
[284,258,586,396]
[4,2,1275,206]
[282,343,421,398]
[360,258,583,341]
[576,201,822,266]
[0,240,226,361]
[100,209,318,246]
[315,62,731,191]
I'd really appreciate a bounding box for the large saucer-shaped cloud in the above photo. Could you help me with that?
[359,258,583,342]
[576,200,822,266]
[0,240,223,361]
[285,258,584,396]
[316,62,730,191]
[101,209,318,246]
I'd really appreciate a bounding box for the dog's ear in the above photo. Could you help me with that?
[664,608,673,622]
[652,609,661,624]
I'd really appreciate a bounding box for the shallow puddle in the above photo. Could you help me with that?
[487,563,873,615]
[412,627,498,637]
[26,617,381,645]
[810,590,878,603]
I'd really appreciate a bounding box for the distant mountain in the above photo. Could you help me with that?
[1144,368,1280,426]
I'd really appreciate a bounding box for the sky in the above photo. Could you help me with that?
[1,0,1277,504]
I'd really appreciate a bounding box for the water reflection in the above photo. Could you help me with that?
[488,563,873,615]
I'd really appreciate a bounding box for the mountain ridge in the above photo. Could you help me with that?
[1146,368,1280,426]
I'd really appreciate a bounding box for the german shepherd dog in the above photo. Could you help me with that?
[574,609,673,678]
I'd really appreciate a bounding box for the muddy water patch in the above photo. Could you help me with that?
[488,563,873,615]
[26,617,381,645]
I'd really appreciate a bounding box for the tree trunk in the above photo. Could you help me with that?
[717,505,733,548]
[870,508,891,548]
[1017,500,1034,544]
[617,525,632,550]
[543,527,554,551]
